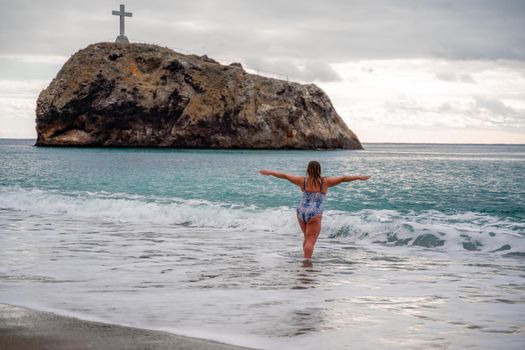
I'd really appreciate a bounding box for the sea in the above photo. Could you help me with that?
[0,139,524,349]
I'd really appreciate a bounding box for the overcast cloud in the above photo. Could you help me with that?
[1,0,525,61]
[0,0,524,142]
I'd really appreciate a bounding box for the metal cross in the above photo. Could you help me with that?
[112,4,132,43]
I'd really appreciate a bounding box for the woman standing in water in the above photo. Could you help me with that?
[259,161,370,260]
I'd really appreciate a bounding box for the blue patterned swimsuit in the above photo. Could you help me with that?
[297,178,325,223]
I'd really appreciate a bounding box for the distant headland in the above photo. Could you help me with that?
[35,42,362,149]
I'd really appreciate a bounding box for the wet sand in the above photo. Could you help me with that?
[0,303,256,350]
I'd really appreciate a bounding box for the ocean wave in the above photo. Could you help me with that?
[1,186,524,254]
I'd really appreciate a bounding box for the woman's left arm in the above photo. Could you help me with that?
[259,170,303,187]
[325,175,370,187]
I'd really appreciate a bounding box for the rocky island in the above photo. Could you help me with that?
[35,43,362,149]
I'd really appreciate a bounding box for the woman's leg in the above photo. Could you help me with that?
[297,215,307,250]
[303,216,322,259]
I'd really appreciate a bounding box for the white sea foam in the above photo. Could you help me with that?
[1,186,523,253]
[2,185,525,350]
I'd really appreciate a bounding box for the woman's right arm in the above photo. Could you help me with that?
[259,170,303,187]
[325,175,370,187]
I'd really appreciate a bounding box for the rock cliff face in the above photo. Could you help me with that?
[35,43,362,149]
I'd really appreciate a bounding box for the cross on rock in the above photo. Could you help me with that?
[112,4,132,43]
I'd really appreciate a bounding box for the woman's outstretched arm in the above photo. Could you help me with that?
[259,170,303,187]
[325,175,370,188]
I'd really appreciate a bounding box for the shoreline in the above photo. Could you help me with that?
[0,303,257,350]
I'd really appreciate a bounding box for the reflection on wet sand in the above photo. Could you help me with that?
[302,259,313,269]
[291,260,318,289]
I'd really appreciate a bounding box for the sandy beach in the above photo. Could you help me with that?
[0,304,255,350]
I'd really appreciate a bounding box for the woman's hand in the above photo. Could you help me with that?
[259,170,272,176]
[359,175,371,181]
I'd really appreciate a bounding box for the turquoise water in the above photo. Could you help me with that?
[2,140,524,217]
[1,139,524,349]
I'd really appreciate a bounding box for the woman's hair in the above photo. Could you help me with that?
[306,161,322,188]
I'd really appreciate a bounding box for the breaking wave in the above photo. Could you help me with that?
[1,186,524,254]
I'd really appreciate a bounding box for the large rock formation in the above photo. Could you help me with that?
[35,43,362,149]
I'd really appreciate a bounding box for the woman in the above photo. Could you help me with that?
[259,161,370,260]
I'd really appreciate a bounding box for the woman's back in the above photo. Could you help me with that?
[303,176,326,194]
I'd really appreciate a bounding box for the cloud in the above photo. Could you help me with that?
[0,58,63,80]
[382,96,525,130]
[0,80,48,138]
[1,1,525,142]
[435,72,477,84]
[316,58,525,142]
[471,95,525,128]
[244,57,341,82]
[0,55,68,64]
[0,79,49,97]
[301,61,342,82]
[1,0,524,62]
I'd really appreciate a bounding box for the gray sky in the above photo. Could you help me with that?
[1,0,524,142]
